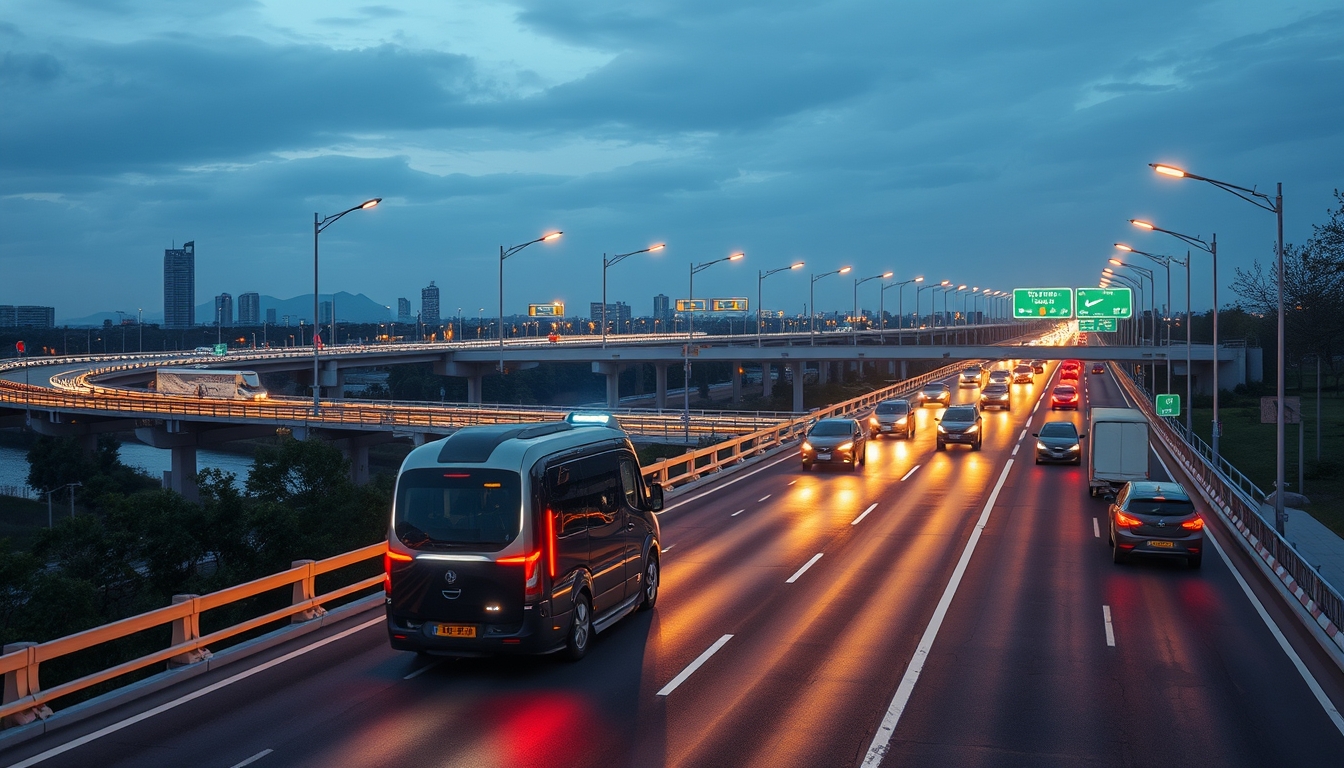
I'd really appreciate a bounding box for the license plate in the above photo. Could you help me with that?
[880,426,892,431]
[433,624,477,638]
[818,453,831,461]
[1148,540,1175,549]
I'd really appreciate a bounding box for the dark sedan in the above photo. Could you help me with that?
[1108,481,1203,568]
[916,382,952,407]
[869,399,915,439]
[979,383,1011,411]
[936,405,982,451]
[1030,359,1047,374]
[1034,420,1083,464]
[801,418,868,471]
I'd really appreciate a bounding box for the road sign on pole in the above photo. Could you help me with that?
[1156,394,1180,417]
[1012,288,1073,319]
[528,303,564,317]
[676,299,707,312]
[1077,317,1118,332]
[1076,287,1133,318]
[212,343,227,356]
[710,298,749,311]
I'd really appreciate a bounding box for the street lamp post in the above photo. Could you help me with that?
[1117,243,1183,394]
[1151,163,1285,531]
[313,197,380,415]
[500,231,563,372]
[1103,272,1143,346]
[853,271,892,345]
[1110,259,1156,388]
[881,277,922,344]
[916,280,949,345]
[685,253,745,438]
[758,261,804,347]
[809,267,851,345]
[603,243,665,348]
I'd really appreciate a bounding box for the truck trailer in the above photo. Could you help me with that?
[154,368,267,401]
[1087,407,1149,497]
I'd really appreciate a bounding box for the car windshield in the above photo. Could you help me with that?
[1054,386,1076,394]
[923,384,947,392]
[1015,365,1031,372]
[394,468,522,551]
[983,385,1008,394]
[1126,499,1196,517]
[990,371,1009,378]
[943,406,977,422]
[810,420,854,436]
[962,368,981,376]
[875,402,908,414]
[1039,422,1077,437]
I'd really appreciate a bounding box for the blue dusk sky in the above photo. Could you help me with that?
[2,0,1342,321]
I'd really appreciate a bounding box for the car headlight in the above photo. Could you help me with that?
[802,442,813,452]
[896,417,907,424]
[1036,441,1048,450]
[937,425,948,434]
[965,424,979,433]
[1068,444,1080,451]
[838,442,853,451]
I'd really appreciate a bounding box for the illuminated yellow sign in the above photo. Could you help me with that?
[711,298,749,311]
[528,303,564,317]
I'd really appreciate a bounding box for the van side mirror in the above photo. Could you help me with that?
[648,482,665,512]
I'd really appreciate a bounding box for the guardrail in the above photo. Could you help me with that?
[1112,367,1344,656]
[0,544,384,727]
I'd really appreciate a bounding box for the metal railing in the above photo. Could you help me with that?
[1113,367,1344,652]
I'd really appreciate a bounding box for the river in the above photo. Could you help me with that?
[0,440,255,498]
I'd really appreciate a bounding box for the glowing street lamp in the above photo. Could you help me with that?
[603,243,664,347]
[853,271,893,344]
[500,231,563,371]
[312,197,380,414]
[757,261,804,347]
[881,276,922,343]
[685,252,745,436]
[809,266,852,345]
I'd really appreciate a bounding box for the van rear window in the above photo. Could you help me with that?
[394,468,522,551]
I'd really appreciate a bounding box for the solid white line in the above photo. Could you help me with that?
[1011,445,1019,456]
[731,509,744,517]
[861,457,1015,768]
[656,634,733,696]
[230,749,274,768]
[786,553,824,583]
[657,450,798,515]
[851,503,878,526]
[403,659,443,680]
[1093,518,1100,538]
[7,616,386,768]
[1103,605,1116,646]
[758,494,771,502]
[900,465,920,482]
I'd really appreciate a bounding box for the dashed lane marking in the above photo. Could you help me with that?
[403,659,444,680]
[900,465,920,482]
[759,495,771,502]
[786,553,824,583]
[657,634,733,696]
[1012,445,1019,456]
[1093,518,1100,538]
[851,503,878,526]
[731,509,744,517]
[230,750,274,768]
[1103,605,1116,646]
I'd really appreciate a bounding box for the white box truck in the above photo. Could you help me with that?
[154,368,267,400]
[1088,407,1149,497]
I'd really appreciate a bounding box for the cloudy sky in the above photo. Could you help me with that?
[2,0,1342,323]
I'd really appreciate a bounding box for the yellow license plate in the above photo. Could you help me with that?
[1148,540,1175,549]
[433,624,477,638]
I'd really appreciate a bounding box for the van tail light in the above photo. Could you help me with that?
[499,550,543,599]
[384,549,413,594]
[1181,516,1204,531]
[546,508,557,578]
[1114,511,1143,528]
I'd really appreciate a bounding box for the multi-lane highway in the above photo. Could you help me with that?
[5,360,1343,768]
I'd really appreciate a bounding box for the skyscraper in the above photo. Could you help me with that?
[214,293,233,326]
[163,241,195,329]
[266,308,277,325]
[653,294,672,327]
[421,281,441,327]
[238,292,260,325]
[319,301,333,325]
[397,297,412,324]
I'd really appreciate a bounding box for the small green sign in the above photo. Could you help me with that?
[212,343,227,356]
[1156,394,1180,417]
[1078,317,1118,332]
[1076,287,1133,318]
[1013,287,1073,319]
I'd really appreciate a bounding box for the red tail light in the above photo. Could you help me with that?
[1181,517,1204,531]
[499,550,544,599]
[1114,511,1143,528]
[384,549,413,594]
[546,508,557,578]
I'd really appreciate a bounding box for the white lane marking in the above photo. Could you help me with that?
[661,545,674,553]
[1018,428,1027,441]
[1032,401,1039,414]
[657,451,797,515]
[786,553,824,583]
[1011,445,1019,456]
[230,750,274,768]
[861,457,1017,767]
[851,503,878,526]
[403,659,444,680]
[1103,605,1116,647]
[1093,518,1100,538]
[759,494,771,502]
[788,480,797,486]
[1149,440,1344,736]
[900,465,920,482]
[656,634,734,696]
[731,509,744,517]
[6,616,386,768]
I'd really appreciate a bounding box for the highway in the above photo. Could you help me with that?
[5,360,1344,768]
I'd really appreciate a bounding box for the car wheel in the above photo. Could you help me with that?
[973,440,981,451]
[563,592,592,661]
[801,462,812,471]
[1073,457,1082,466]
[1034,457,1041,464]
[1111,544,1127,564]
[936,441,945,451]
[639,554,659,610]
[1188,554,1202,570]
[860,450,867,466]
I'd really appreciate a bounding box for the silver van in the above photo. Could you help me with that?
[385,414,664,660]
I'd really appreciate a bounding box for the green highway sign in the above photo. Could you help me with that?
[1077,317,1118,332]
[212,343,227,356]
[1076,287,1133,318]
[1013,288,1074,319]
[1155,394,1180,417]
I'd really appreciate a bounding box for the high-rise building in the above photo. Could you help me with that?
[421,281,441,327]
[319,301,333,325]
[266,308,277,325]
[214,293,233,326]
[163,241,195,329]
[397,297,412,324]
[0,306,55,329]
[653,294,672,327]
[238,292,260,325]
[589,302,632,330]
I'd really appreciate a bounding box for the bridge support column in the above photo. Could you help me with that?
[791,362,805,413]
[435,360,493,405]
[762,363,773,398]
[817,361,829,385]
[592,362,624,409]
[466,374,483,404]
[655,364,669,410]
[901,360,908,380]
[170,445,198,503]
[731,362,742,404]
[320,362,343,400]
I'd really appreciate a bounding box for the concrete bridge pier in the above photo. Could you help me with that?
[435,360,492,404]
[762,363,773,399]
[170,445,198,502]
[592,362,625,409]
[817,361,829,385]
[330,432,393,486]
[320,362,343,400]
[731,362,742,404]
[654,364,669,410]
[791,361,804,413]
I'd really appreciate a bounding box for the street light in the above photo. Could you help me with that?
[916,280,950,345]
[603,243,665,348]
[1151,162,1287,532]
[881,276,922,344]
[1109,258,1156,387]
[1117,243,1186,397]
[685,252,745,438]
[500,231,563,372]
[758,261,804,347]
[1104,271,1143,347]
[853,271,892,345]
[313,197,380,415]
[809,266,852,345]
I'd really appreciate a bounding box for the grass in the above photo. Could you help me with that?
[1187,389,1344,539]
